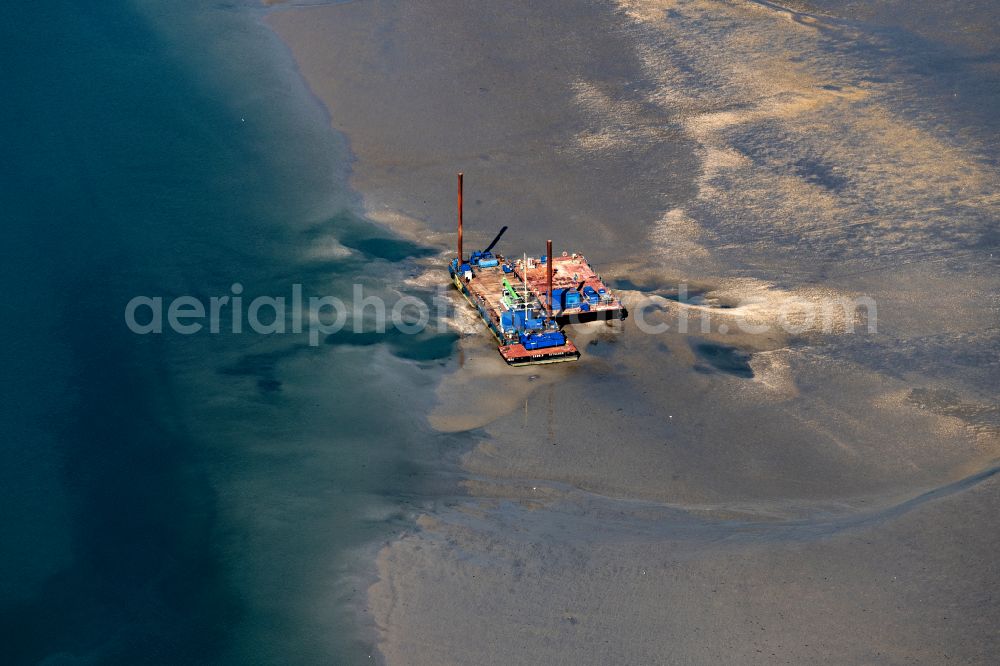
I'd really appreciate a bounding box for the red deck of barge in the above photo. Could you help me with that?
[515,253,626,322]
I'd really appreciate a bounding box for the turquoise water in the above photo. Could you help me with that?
[0,1,457,663]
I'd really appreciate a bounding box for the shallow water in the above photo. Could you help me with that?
[0,1,460,663]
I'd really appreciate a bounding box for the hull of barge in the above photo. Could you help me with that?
[498,341,580,366]
[551,309,628,326]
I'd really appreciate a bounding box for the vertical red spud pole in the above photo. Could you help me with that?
[457,173,464,263]
[547,239,553,314]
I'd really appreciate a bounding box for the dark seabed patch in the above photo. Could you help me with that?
[792,155,851,193]
[690,340,754,378]
[306,211,437,261]
[347,237,436,262]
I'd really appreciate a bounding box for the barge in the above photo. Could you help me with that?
[448,173,625,366]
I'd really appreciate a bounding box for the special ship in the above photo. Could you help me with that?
[448,173,626,366]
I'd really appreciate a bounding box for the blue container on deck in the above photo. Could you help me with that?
[583,286,599,303]
[519,330,565,349]
[552,288,581,308]
[478,258,499,268]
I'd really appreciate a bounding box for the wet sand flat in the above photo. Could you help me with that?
[266,0,999,662]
